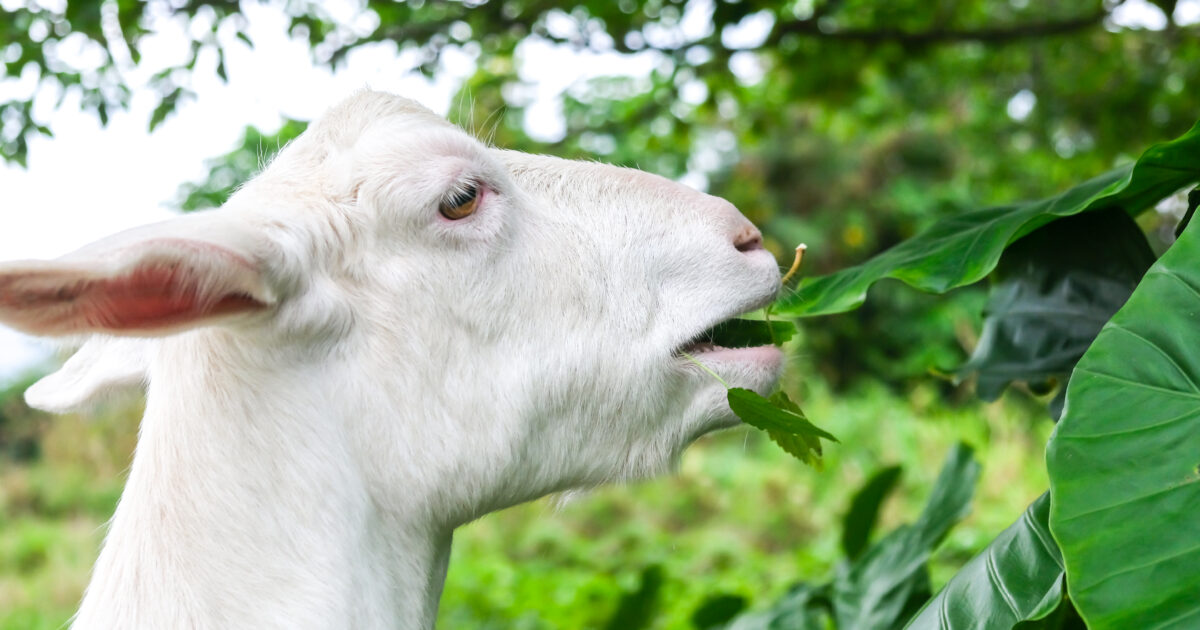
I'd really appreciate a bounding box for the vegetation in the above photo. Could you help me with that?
[3,0,1199,627]
[0,379,1051,630]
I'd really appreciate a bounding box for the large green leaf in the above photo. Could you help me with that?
[1046,216,1200,628]
[959,208,1156,418]
[904,493,1080,630]
[832,444,980,630]
[841,465,903,561]
[774,121,1200,317]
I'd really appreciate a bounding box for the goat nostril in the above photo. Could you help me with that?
[735,232,763,253]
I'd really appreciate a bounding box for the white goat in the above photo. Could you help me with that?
[0,90,782,629]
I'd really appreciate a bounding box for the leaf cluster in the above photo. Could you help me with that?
[766,117,1200,626]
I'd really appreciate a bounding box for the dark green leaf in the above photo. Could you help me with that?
[960,209,1155,418]
[727,388,837,465]
[1176,187,1199,238]
[705,318,797,349]
[1047,218,1200,629]
[603,565,664,630]
[724,583,832,630]
[842,465,903,561]
[148,87,181,132]
[904,493,1074,630]
[691,594,748,629]
[774,122,1200,317]
[833,444,979,630]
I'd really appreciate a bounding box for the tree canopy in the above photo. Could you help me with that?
[5,0,1198,383]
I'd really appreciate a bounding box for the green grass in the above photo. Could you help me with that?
[0,381,1051,630]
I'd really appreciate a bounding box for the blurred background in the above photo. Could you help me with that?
[0,0,1197,627]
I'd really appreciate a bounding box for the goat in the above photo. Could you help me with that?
[0,90,783,629]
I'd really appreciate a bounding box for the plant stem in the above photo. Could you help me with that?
[780,243,808,286]
[680,352,731,388]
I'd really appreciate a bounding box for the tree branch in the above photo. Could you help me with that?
[770,10,1109,48]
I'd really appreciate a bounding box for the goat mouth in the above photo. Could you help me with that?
[675,317,777,357]
[675,292,783,358]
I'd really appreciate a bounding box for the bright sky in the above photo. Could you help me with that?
[0,1,672,384]
[0,0,1190,385]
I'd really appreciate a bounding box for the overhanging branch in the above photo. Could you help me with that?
[770,10,1108,47]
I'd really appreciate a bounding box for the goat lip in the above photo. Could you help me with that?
[683,343,782,363]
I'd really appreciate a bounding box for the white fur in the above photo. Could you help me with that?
[0,91,782,629]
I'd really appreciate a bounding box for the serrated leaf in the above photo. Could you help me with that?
[727,388,837,464]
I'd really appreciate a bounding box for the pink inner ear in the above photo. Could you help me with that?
[90,265,266,331]
[0,243,270,336]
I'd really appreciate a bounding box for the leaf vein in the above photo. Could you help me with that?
[985,550,1021,618]
[1075,539,1200,593]
[1056,475,1200,524]
[1069,367,1200,401]
[1056,406,1199,440]
[1105,322,1200,394]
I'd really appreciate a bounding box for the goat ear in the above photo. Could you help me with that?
[0,217,277,337]
[25,337,151,413]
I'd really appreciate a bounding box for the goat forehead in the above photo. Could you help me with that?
[494,150,722,213]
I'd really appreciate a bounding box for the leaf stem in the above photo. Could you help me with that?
[780,243,808,287]
[680,351,731,388]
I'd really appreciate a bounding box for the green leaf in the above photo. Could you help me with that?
[959,208,1155,418]
[833,444,979,630]
[724,583,833,630]
[904,493,1077,630]
[603,565,664,630]
[691,594,748,629]
[842,465,903,561]
[705,318,797,348]
[148,86,184,132]
[774,121,1200,317]
[1047,218,1200,628]
[727,388,837,464]
[1176,187,1199,237]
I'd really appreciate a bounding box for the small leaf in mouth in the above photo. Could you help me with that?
[704,318,797,348]
[727,388,838,466]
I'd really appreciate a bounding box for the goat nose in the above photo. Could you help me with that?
[733,225,764,253]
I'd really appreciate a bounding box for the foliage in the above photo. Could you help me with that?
[8,0,1192,388]
[773,122,1200,317]
[0,374,49,463]
[958,209,1156,419]
[0,377,1052,630]
[904,493,1082,630]
[1046,215,1200,629]
[6,1,1200,627]
[719,444,978,630]
[769,120,1199,626]
[175,118,309,211]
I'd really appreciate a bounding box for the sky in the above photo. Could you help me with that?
[0,0,1190,385]
[0,1,676,384]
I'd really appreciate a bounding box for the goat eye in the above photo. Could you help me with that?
[439,184,480,220]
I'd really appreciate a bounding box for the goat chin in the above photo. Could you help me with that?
[0,89,783,630]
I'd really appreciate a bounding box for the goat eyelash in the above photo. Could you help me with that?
[444,181,479,208]
[439,179,483,220]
